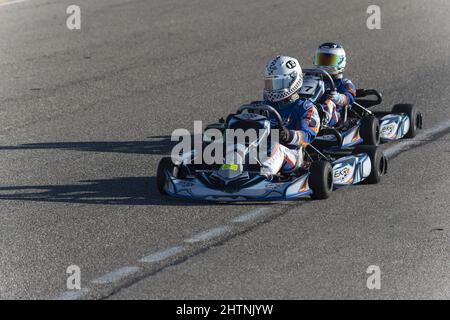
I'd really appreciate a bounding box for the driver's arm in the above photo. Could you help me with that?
[331,78,356,107]
[287,104,320,147]
[323,98,339,126]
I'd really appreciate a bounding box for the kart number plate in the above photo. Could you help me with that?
[221,164,238,171]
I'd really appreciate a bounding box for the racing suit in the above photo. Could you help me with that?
[260,97,324,176]
[322,77,357,126]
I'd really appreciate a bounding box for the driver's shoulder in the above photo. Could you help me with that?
[296,98,317,112]
[285,99,317,119]
[339,77,356,88]
[338,77,357,96]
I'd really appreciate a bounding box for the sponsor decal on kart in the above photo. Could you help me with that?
[331,154,371,186]
[380,114,410,140]
[315,134,336,141]
[177,181,195,188]
[333,164,354,185]
[380,121,398,140]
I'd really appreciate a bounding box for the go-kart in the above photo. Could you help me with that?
[156,103,388,202]
[300,69,423,148]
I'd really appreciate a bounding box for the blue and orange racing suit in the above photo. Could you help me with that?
[260,98,323,175]
[322,77,357,126]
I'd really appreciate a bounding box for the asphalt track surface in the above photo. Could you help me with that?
[0,0,449,299]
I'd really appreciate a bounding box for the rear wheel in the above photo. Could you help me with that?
[392,104,419,138]
[352,145,387,184]
[360,116,380,146]
[156,157,179,195]
[309,161,333,200]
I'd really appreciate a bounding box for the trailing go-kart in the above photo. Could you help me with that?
[300,69,423,148]
[156,101,388,202]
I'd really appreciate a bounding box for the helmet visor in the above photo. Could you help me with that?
[314,52,342,68]
[264,74,294,91]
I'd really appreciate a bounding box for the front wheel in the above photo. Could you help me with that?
[360,116,380,146]
[352,145,387,184]
[156,157,179,195]
[309,161,333,200]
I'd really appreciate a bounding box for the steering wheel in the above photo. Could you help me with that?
[302,68,343,125]
[236,103,284,130]
[302,68,336,93]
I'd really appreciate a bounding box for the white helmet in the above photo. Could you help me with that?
[264,55,303,103]
[313,42,347,76]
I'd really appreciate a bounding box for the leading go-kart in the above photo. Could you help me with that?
[300,69,423,149]
[156,102,388,202]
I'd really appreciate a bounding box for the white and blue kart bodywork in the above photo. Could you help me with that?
[158,102,383,202]
[379,113,411,141]
[161,151,372,202]
[314,125,362,148]
[300,70,422,147]
[157,69,417,202]
[313,112,412,148]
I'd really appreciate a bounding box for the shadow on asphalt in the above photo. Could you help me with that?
[0,136,176,155]
[0,177,280,207]
[0,177,204,206]
[0,136,281,206]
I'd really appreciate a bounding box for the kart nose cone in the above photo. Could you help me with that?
[216,163,243,180]
[210,163,251,187]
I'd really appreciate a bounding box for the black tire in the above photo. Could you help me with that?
[391,104,418,138]
[352,145,387,184]
[156,157,179,195]
[309,161,333,200]
[360,116,380,146]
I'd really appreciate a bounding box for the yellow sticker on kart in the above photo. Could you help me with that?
[221,164,238,171]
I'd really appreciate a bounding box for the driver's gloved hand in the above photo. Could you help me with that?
[279,127,292,144]
[326,91,341,104]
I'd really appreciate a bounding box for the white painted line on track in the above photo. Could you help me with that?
[185,226,230,243]
[56,288,89,300]
[139,246,185,263]
[91,266,141,285]
[0,0,27,7]
[384,119,450,158]
[232,207,270,223]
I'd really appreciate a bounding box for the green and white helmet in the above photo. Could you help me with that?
[264,55,303,103]
[313,42,347,76]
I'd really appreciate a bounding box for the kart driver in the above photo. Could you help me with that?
[313,42,357,126]
[260,55,333,177]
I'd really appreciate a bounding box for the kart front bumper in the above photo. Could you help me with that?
[162,174,312,202]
